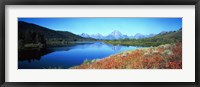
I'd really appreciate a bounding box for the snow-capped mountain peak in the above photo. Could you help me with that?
[79,30,157,40]
[110,30,123,36]
[80,33,90,38]
[133,33,146,39]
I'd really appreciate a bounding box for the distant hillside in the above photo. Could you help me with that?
[144,28,182,43]
[18,21,94,50]
[18,21,89,41]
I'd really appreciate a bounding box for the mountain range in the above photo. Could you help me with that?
[80,30,156,40]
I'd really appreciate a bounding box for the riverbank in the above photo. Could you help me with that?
[104,40,166,47]
[71,42,182,69]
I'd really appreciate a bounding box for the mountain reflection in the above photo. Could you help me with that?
[111,45,122,51]
[18,49,53,63]
[19,42,126,63]
[72,42,123,51]
[73,42,104,49]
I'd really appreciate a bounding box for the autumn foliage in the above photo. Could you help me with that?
[72,42,182,69]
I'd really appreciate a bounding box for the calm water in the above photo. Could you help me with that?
[18,42,142,69]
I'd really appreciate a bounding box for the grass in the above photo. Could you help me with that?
[104,40,173,47]
[71,42,182,69]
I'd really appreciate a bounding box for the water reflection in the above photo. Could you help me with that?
[105,44,122,51]
[18,49,53,63]
[18,42,142,69]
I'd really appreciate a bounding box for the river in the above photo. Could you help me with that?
[18,42,143,69]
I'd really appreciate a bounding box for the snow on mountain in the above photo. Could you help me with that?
[122,35,129,39]
[79,30,156,40]
[146,34,156,37]
[110,30,123,37]
[80,33,91,38]
[106,30,125,40]
[133,33,156,39]
[133,33,146,39]
[90,33,104,39]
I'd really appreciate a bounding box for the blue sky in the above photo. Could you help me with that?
[18,18,182,36]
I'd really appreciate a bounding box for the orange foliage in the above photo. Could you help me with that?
[72,42,182,69]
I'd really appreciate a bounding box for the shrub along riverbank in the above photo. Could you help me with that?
[71,42,182,69]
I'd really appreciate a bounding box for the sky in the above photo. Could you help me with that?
[18,18,182,36]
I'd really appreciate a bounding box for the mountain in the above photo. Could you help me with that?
[110,30,123,37]
[145,29,182,43]
[105,30,156,40]
[133,33,156,39]
[133,33,146,39]
[146,34,156,37]
[123,35,129,39]
[106,30,125,40]
[80,33,105,39]
[80,33,91,38]
[90,33,104,39]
